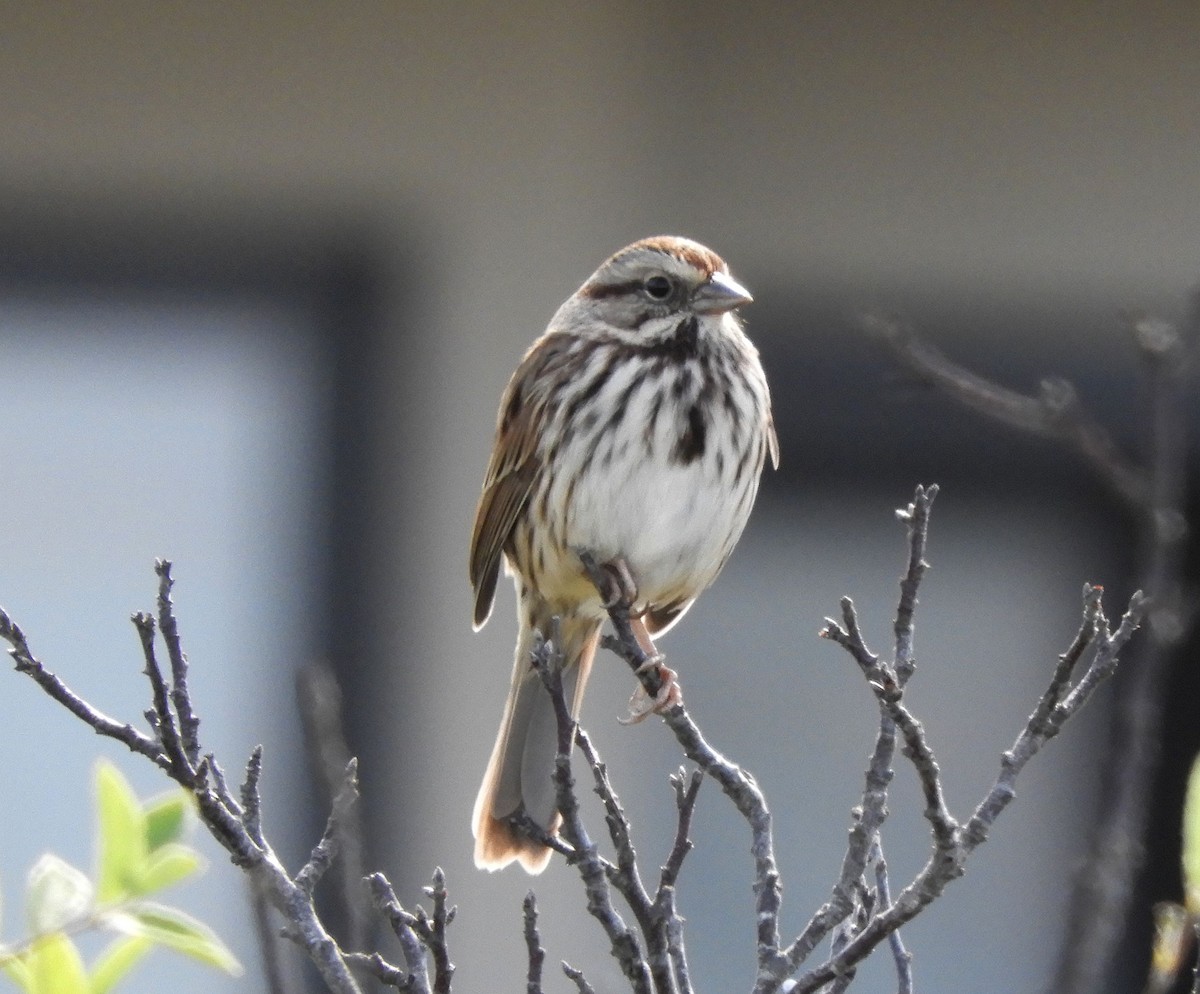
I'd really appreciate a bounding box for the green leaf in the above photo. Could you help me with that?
[25,856,93,936]
[25,934,88,994]
[142,795,191,853]
[136,845,202,895]
[94,761,147,903]
[89,936,152,994]
[1184,752,1200,915]
[112,904,241,977]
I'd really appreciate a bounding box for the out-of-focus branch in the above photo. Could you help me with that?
[299,662,371,955]
[861,313,1148,509]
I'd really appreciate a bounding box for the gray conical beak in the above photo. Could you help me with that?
[693,270,753,314]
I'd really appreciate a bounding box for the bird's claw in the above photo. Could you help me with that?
[619,657,681,725]
[586,554,639,611]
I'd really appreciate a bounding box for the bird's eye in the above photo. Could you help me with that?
[644,275,673,300]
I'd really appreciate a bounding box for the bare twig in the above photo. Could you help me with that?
[563,962,598,994]
[356,869,456,993]
[1054,316,1191,992]
[524,892,545,994]
[660,769,703,894]
[156,559,201,765]
[823,597,958,851]
[528,632,654,994]
[251,872,292,994]
[239,746,267,847]
[793,578,1145,993]
[893,484,937,685]
[585,582,787,988]
[344,951,414,991]
[575,726,680,993]
[132,610,190,778]
[365,872,431,994]
[866,308,1192,992]
[872,840,913,994]
[418,868,456,994]
[1,606,168,770]
[4,570,372,994]
[297,759,359,896]
[790,488,938,976]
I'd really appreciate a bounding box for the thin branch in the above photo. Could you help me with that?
[529,632,654,994]
[240,746,267,848]
[251,872,292,994]
[789,487,939,971]
[1054,315,1191,992]
[297,759,359,896]
[155,559,201,765]
[789,583,1146,993]
[871,840,913,994]
[344,951,414,992]
[132,610,190,778]
[417,868,456,994]
[961,587,1148,851]
[2,606,169,769]
[893,483,937,685]
[866,309,1189,993]
[824,598,958,848]
[659,769,703,894]
[562,962,598,994]
[524,893,545,994]
[5,571,367,994]
[590,589,787,988]
[365,872,431,994]
[575,727,676,993]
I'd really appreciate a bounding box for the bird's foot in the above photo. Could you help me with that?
[588,554,639,611]
[619,656,681,725]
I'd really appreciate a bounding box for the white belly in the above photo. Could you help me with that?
[563,456,751,602]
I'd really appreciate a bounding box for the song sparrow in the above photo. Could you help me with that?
[470,235,778,872]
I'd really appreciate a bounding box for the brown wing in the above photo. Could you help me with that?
[470,336,570,629]
[470,453,538,629]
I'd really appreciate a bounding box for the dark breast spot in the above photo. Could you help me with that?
[672,404,707,465]
[645,315,699,362]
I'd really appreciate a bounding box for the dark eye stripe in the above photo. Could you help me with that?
[580,279,643,300]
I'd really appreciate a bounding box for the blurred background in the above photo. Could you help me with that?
[0,3,1197,992]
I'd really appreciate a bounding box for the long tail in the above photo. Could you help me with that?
[472,614,600,873]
